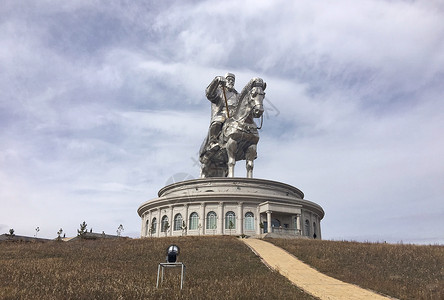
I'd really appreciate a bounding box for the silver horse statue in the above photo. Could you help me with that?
[200,77,266,178]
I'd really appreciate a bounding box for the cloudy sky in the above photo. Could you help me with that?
[1,0,443,243]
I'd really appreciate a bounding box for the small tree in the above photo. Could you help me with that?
[34,227,40,237]
[228,220,235,235]
[8,228,15,238]
[181,221,187,236]
[116,224,124,237]
[77,221,87,237]
[57,228,63,241]
[149,222,156,237]
[163,221,170,237]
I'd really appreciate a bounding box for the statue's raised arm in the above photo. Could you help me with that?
[205,76,224,103]
[199,74,266,178]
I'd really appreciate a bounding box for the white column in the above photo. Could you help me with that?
[157,209,161,237]
[169,205,174,236]
[267,210,272,233]
[140,212,145,238]
[142,211,146,237]
[200,203,205,235]
[184,204,189,235]
[296,214,301,235]
[145,210,152,237]
[218,202,224,235]
[147,210,152,237]
[301,211,305,236]
[256,206,261,235]
[313,214,319,239]
[309,212,313,238]
[237,202,243,235]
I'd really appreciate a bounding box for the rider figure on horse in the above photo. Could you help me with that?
[200,74,266,178]
[205,72,238,154]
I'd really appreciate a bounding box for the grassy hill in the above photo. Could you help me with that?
[268,238,444,300]
[0,236,442,299]
[0,236,314,299]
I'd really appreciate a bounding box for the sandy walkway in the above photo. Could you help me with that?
[242,238,393,300]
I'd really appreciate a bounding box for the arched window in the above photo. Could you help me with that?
[305,219,310,237]
[145,219,149,236]
[225,211,236,229]
[174,213,183,231]
[245,212,254,231]
[189,212,199,230]
[151,217,157,234]
[161,215,169,232]
[206,211,217,229]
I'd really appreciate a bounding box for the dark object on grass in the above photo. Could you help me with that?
[166,245,180,263]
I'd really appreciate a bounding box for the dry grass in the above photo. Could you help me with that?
[0,236,314,299]
[267,238,444,300]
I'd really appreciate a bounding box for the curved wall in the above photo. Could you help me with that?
[138,178,324,239]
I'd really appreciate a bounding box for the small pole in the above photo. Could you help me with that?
[156,264,161,288]
[180,264,185,289]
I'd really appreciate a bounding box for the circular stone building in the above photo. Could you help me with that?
[138,177,324,238]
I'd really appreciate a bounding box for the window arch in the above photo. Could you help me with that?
[305,219,310,236]
[189,212,199,230]
[206,211,217,229]
[225,211,236,229]
[174,213,183,231]
[161,215,169,232]
[151,217,157,234]
[245,212,254,231]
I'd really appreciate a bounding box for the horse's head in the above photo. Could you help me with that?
[249,78,266,118]
[235,77,266,125]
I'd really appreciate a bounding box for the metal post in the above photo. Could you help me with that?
[156,263,186,290]
[180,264,184,289]
[156,264,161,288]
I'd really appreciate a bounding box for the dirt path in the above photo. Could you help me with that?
[242,238,393,300]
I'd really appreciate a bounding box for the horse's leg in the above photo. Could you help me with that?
[226,137,237,177]
[245,144,257,178]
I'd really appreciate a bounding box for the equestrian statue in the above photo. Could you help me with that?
[199,73,266,178]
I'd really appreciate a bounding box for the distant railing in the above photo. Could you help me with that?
[271,227,301,235]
